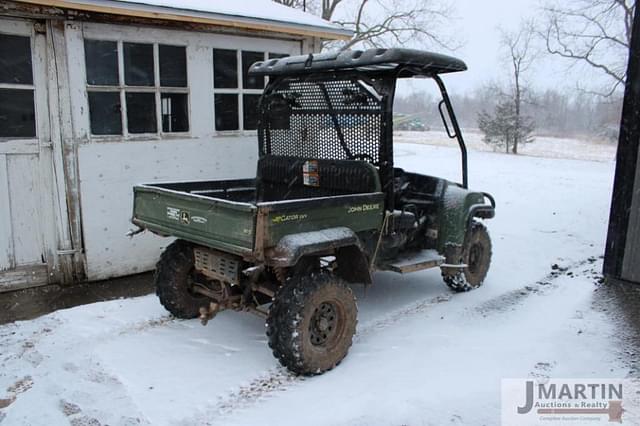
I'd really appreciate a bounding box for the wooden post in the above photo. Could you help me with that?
[46,20,86,283]
[0,155,15,270]
[604,4,640,283]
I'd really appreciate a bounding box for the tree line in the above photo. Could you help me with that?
[395,87,623,141]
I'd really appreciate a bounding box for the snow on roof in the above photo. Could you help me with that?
[122,0,344,32]
[19,0,352,39]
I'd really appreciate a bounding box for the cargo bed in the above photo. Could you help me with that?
[132,179,385,259]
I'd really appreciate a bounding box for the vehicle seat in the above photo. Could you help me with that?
[257,155,381,202]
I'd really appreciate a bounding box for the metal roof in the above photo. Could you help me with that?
[249,48,468,77]
[16,0,352,40]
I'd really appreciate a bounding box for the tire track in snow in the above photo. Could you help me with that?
[190,256,603,424]
[354,292,451,339]
[116,314,175,336]
[190,292,454,425]
[474,255,602,317]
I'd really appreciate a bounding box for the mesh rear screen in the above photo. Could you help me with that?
[260,77,384,165]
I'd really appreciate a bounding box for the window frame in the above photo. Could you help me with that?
[213,49,266,134]
[213,50,290,134]
[84,38,191,140]
[0,26,38,143]
[79,21,301,141]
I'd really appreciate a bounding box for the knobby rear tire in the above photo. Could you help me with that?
[266,271,357,376]
[154,240,204,319]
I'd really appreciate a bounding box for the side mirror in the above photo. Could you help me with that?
[438,99,457,139]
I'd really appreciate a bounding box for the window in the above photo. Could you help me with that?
[161,93,189,132]
[213,49,237,89]
[126,92,157,134]
[124,43,154,86]
[0,34,35,138]
[215,94,239,131]
[242,94,261,130]
[85,40,118,85]
[87,92,121,135]
[84,39,189,136]
[242,51,264,90]
[159,45,187,87]
[214,50,287,131]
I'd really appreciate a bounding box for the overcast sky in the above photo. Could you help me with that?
[398,0,599,96]
[451,0,539,91]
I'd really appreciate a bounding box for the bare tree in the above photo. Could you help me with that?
[541,0,635,96]
[274,0,458,51]
[498,20,538,154]
[273,0,310,10]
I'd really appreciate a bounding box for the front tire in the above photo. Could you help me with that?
[442,221,492,292]
[154,240,205,319]
[266,272,357,375]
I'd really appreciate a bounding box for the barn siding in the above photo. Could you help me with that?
[605,4,640,284]
[0,3,320,288]
[68,22,302,281]
[0,155,13,269]
[78,137,258,280]
[622,145,640,282]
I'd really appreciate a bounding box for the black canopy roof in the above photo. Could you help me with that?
[249,48,467,77]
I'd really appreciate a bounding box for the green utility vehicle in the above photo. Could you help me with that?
[131,48,495,375]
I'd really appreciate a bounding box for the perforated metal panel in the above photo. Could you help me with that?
[194,247,240,284]
[259,77,384,165]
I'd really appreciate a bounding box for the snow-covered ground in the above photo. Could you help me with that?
[1,142,638,425]
[396,130,617,163]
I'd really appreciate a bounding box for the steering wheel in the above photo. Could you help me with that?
[351,153,375,163]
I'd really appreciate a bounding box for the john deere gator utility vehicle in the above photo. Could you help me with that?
[131,48,495,375]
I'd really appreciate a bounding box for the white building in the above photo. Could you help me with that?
[0,0,349,291]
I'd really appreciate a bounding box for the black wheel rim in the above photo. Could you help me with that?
[309,301,342,347]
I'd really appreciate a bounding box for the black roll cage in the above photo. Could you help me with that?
[433,73,468,189]
[257,66,469,210]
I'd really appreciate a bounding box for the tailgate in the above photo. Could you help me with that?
[132,184,256,256]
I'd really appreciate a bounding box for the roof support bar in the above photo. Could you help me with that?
[319,82,353,159]
[433,75,468,189]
